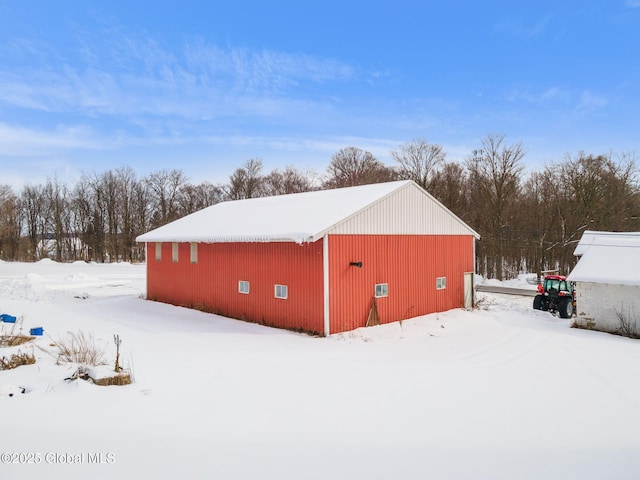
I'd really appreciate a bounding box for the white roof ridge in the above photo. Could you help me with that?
[137,180,415,244]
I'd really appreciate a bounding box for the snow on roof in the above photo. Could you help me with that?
[568,232,640,286]
[137,180,445,244]
[573,230,640,256]
[137,180,478,244]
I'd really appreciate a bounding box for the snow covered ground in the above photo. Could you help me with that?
[1,260,640,480]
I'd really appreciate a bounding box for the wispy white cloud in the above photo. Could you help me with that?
[0,29,355,124]
[0,119,389,164]
[179,42,354,102]
[0,123,104,155]
[575,90,608,111]
[505,85,608,115]
[506,85,569,104]
[495,14,553,37]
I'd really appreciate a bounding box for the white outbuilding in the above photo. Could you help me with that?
[568,231,640,336]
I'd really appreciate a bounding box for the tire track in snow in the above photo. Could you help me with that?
[558,333,640,413]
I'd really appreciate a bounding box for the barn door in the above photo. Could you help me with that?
[464,272,474,309]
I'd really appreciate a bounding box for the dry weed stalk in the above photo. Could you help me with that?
[0,317,32,347]
[55,331,107,366]
[616,304,640,339]
[93,373,132,386]
[0,335,33,347]
[66,365,132,386]
[0,350,36,370]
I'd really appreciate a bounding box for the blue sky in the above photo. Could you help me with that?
[1,1,639,189]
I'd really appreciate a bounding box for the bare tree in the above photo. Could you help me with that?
[466,134,526,279]
[324,147,397,188]
[226,158,264,200]
[179,182,225,215]
[532,152,640,274]
[131,180,151,261]
[392,138,446,189]
[4,148,637,269]
[518,170,561,275]
[92,170,122,262]
[43,178,72,261]
[146,169,188,227]
[262,166,317,196]
[21,185,46,260]
[427,162,470,220]
[115,166,142,262]
[564,152,639,231]
[70,176,95,261]
[0,185,21,260]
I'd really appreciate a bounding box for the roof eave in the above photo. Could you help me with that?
[136,234,317,245]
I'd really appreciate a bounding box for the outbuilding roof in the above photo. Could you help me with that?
[568,231,640,286]
[572,230,640,256]
[136,180,480,244]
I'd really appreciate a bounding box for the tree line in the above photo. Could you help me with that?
[1,134,638,279]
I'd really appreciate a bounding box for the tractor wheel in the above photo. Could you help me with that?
[558,297,574,319]
[533,295,543,310]
[540,297,550,311]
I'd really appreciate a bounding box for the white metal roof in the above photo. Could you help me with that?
[573,230,640,256]
[136,180,480,244]
[568,231,640,286]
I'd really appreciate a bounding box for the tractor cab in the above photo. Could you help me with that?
[533,274,576,318]
[537,275,572,296]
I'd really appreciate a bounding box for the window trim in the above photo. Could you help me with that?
[436,276,447,290]
[155,242,162,261]
[238,280,250,294]
[374,283,389,298]
[172,242,179,263]
[274,284,288,299]
[190,242,198,264]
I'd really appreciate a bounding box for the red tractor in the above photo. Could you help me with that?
[533,274,575,319]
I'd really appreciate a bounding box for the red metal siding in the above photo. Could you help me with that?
[328,234,474,334]
[145,234,474,336]
[146,241,325,335]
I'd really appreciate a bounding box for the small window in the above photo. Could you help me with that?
[275,284,288,299]
[155,242,162,261]
[374,283,388,298]
[172,242,179,262]
[436,277,447,290]
[190,243,198,264]
[239,281,250,294]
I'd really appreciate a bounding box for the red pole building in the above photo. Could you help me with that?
[138,180,480,335]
